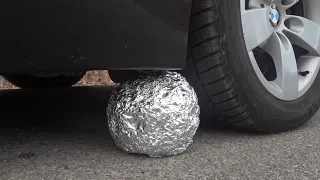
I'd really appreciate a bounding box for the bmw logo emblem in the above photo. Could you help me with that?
[269,4,280,27]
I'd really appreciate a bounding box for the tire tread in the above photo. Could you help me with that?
[184,0,263,132]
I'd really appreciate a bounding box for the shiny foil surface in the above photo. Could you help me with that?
[107,71,200,157]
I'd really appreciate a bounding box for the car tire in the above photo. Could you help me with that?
[5,73,85,88]
[182,0,320,133]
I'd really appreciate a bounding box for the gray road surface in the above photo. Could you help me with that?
[0,86,319,180]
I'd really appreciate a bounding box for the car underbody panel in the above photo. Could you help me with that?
[0,0,192,74]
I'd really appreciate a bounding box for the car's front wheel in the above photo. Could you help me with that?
[182,0,320,133]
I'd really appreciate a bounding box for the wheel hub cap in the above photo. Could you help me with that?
[269,4,280,27]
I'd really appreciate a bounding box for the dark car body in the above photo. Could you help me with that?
[0,0,192,74]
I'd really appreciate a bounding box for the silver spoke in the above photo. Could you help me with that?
[283,15,320,55]
[261,32,299,100]
[297,55,320,92]
[281,0,300,9]
[241,8,274,51]
[247,0,268,8]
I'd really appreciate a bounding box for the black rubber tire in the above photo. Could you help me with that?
[182,0,320,133]
[5,73,85,88]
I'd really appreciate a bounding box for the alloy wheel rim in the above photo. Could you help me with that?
[241,0,320,101]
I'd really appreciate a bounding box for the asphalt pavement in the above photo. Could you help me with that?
[0,86,319,180]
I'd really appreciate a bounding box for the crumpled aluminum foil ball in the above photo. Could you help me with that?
[107,71,200,157]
